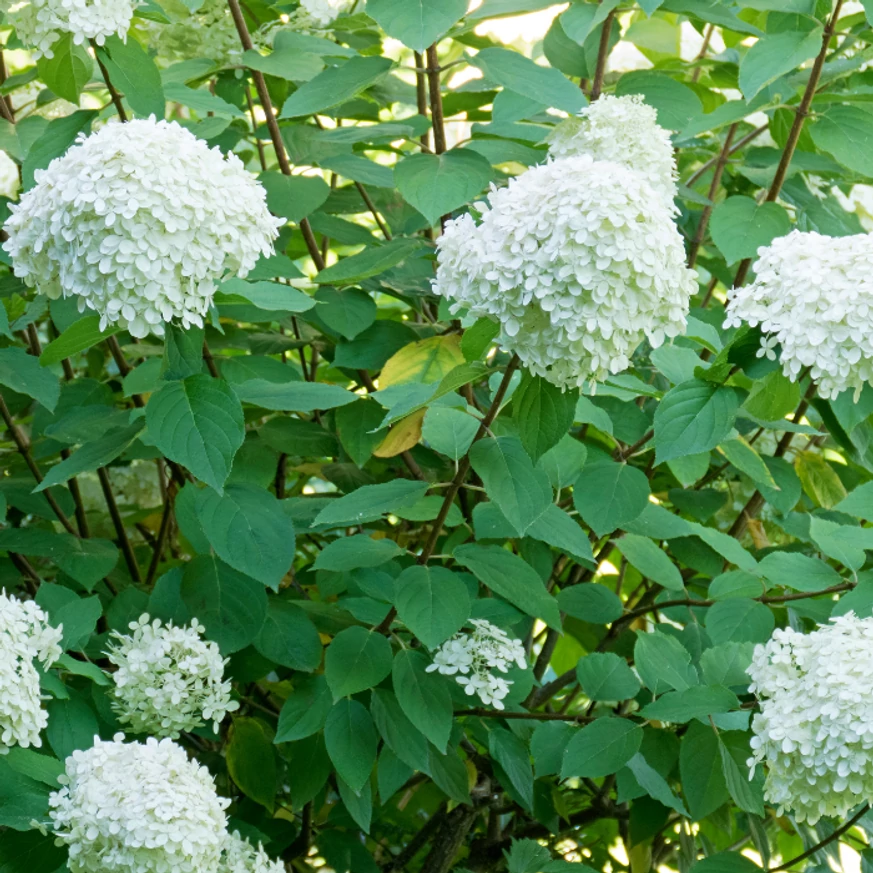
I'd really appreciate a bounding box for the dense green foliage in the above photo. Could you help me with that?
[6,0,873,871]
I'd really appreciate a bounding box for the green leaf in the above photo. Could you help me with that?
[557,583,623,624]
[281,56,394,117]
[233,379,356,413]
[52,594,102,649]
[254,599,321,670]
[180,555,267,653]
[219,277,314,313]
[394,148,493,225]
[97,35,165,119]
[325,625,393,699]
[615,71,702,130]
[366,0,467,51]
[453,544,562,630]
[324,698,379,792]
[743,369,800,422]
[469,436,552,537]
[161,325,204,381]
[576,652,641,701]
[461,317,500,362]
[490,728,534,810]
[561,718,642,778]
[39,315,120,366]
[45,695,98,761]
[242,47,323,82]
[719,735,764,816]
[0,757,52,830]
[337,775,372,832]
[314,287,376,339]
[470,47,585,114]
[700,642,754,687]
[739,27,822,99]
[394,565,471,648]
[811,105,873,176]
[36,34,92,103]
[616,534,684,591]
[709,197,792,264]
[35,421,145,492]
[227,717,277,811]
[0,830,67,873]
[370,688,429,771]
[0,347,60,412]
[314,238,423,286]
[426,745,471,803]
[258,171,330,224]
[513,374,578,462]
[626,752,688,817]
[680,722,729,821]
[634,631,699,694]
[194,484,295,589]
[22,110,96,190]
[422,407,480,460]
[313,535,403,571]
[335,399,386,467]
[795,451,847,509]
[654,380,742,464]
[5,747,63,787]
[275,675,332,742]
[690,854,762,873]
[705,598,775,645]
[809,516,873,570]
[573,460,650,537]
[392,649,453,752]
[835,480,873,519]
[718,438,778,491]
[146,375,245,493]
[314,480,429,527]
[639,685,739,723]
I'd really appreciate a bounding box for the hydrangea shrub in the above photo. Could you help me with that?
[4,1,873,872]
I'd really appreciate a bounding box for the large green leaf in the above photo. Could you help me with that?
[258,172,330,224]
[709,196,791,264]
[561,718,642,778]
[145,375,245,493]
[227,717,277,812]
[314,238,423,286]
[324,698,379,793]
[366,0,467,51]
[811,104,873,176]
[392,649,453,752]
[97,35,165,119]
[739,26,822,99]
[233,379,356,412]
[324,625,393,699]
[254,599,321,670]
[0,347,59,411]
[512,374,578,462]
[573,460,650,537]
[281,56,394,117]
[393,565,471,648]
[314,480,429,527]
[37,34,92,104]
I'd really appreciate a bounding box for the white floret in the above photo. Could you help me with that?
[49,734,230,873]
[220,831,284,873]
[299,0,354,27]
[725,229,873,400]
[426,619,527,710]
[0,590,62,753]
[547,94,678,204]
[4,117,282,338]
[106,614,239,738]
[748,612,873,824]
[433,154,697,389]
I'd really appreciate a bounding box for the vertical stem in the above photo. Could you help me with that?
[690,23,714,83]
[687,123,737,269]
[425,46,447,155]
[245,87,268,172]
[0,51,14,122]
[589,10,616,101]
[90,40,128,122]
[732,0,843,287]
[98,467,142,582]
[226,0,326,270]
[146,485,176,585]
[414,50,431,151]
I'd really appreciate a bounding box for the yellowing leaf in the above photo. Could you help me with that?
[373,409,426,457]
[795,451,847,510]
[379,335,464,388]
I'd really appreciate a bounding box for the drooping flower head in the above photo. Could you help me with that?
[220,831,284,873]
[0,0,134,58]
[724,230,873,400]
[747,612,873,824]
[49,734,230,873]
[426,619,527,709]
[434,155,697,389]
[106,614,239,738]
[546,94,678,203]
[4,117,282,338]
[0,590,62,753]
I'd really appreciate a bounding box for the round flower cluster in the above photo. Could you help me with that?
[0,590,62,753]
[49,734,230,873]
[220,831,284,873]
[106,614,238,738]
[426,619,527,709]
[145,0,242,66]
[434,155,696,388]
[747,612,873,824]
[0,0,134,58]
[724,229,873,400]
[546,94,677,203]
[299,0,354,27]
[4,117,282,338]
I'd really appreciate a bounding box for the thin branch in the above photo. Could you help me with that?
[413,50,431,151]
[98,467,142,582]
[90,39,128,122]
[589,9,617,101]
[769,804,869,871]
[685,124,767,188]
[690,23,714,83]
[425,46,447,156]
[146,486,176,586]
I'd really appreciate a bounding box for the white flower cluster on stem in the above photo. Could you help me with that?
[106,614,239,738]
[434,152,696,388]
[49,734,231,873]
[725,229,873,400]
[426,619,527,709]
[4,117,282,338]
[145,0,242,66]
[299,0,354,27]
[546,94,678,203]
[220,831,284,873]
[0,590,62,754]
[0,0,134,58]
[748,612,873,824]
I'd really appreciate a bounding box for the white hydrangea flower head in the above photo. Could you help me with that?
[546,94,677,203]
[426,619,526,710]
[724,229,873,400]
[49,733,230,873]
[106,614,238,738]
[4,117,282,338]
[747,612,873,824]
[0,0,134,58]
[0,589,62,753]
[220,831,284,873]
[434,155,696,389]
[298,0,354,27]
